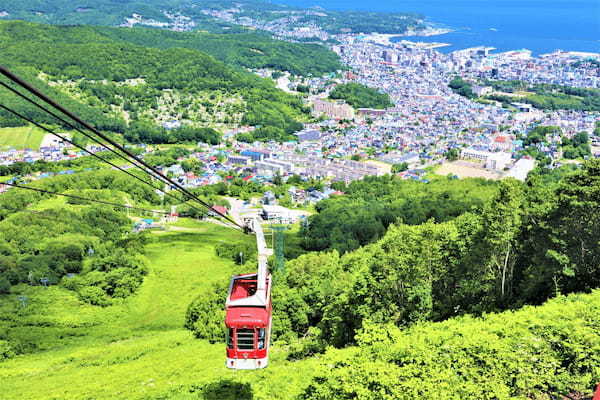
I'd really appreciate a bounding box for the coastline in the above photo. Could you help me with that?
[363,27,452,47]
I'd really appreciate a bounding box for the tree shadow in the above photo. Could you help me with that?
[200,379,253,400]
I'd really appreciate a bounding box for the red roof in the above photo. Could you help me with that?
[495,136,507,143]
[242,175,254,181]
[226,306,269,328]
[593,384,600,400]
[212,205,228,215]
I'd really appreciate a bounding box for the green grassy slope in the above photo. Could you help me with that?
[0,126,46,150]
[0,221,323,400]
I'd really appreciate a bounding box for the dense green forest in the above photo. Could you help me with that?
[450,77,600,112]
[0,0,206,28]
[301,176,498,253]
[96,27,342,77]
[329,82,394,109]
[190,161,600,356]
[301,290,600,399]
[0,20,313,143]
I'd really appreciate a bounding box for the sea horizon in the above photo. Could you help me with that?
[274,0,600,56]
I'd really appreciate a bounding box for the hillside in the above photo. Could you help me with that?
[0,20,314,142]
[95,27,342,77]
[0,222,597,399]
[0,160,598,398]
[0,126,46,150]
[0,222,323,400]
[301,289,600,399]
[0,0,426,35]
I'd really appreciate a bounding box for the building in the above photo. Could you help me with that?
[210,205,229,217]
[261,205,297,224]
[255,160,286,176]
[512,102,533,113]
[506,157,536,181]
[357,108,388,117]
[162,120,182,130]
[472,85,493,97]
[313,99,355,120]
[227,155,252,166]
[461,148,512,170]
[382,50,398,63]
[240,150,270,162]
[486,152,512,170]
[296,129,321,142]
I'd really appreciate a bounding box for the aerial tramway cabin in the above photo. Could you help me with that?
[225,219,272,369]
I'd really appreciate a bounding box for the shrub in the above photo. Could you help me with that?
[78,286,112,307]
[300,291,600,399]
[185,283,227,343]
[215,241,256,265]
[0,340,15,361]
[0,276,11,294]
[187,379,253,400]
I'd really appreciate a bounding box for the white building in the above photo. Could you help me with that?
[506,158,536,181]
[461,148,512,170]
[261,205,297,224]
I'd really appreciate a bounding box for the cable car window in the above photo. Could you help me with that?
[237,329,255,350]
[227,328,234,349]
[258,328,265,349]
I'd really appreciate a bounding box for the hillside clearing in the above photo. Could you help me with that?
[0,126,47,150]
[0,222,325,399]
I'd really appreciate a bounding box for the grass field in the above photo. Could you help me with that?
[0,222,327,399]
[0,125,47,150]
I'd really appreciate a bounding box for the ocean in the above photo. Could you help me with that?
[274,0,600,55]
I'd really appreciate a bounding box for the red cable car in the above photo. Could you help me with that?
[225,219,272,370]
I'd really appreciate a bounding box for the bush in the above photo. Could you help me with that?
[104,268,145,298]
[187,379,253,400]
[215,241,256,265]
[286,327,327,361]
[185,283,227,343]
[0,340,15,361]
[0,277,11,294]
[300,291,600,399]
[78,286,112,307]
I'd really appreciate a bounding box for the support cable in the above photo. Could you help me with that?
[0,102,216,221]
[0,66,242,230]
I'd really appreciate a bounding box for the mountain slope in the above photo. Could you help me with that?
[1,222,598,399]
[0,20,309,142]
[0,222,324,400]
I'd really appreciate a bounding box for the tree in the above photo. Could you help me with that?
[185,283,227,343]
[0,277,10,294]
[520,160,600,300]
[479,179,525,304]
[445,148,460,161]
[391,162,408,173]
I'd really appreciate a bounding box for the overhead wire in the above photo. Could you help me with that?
[0,66,243,230]
[0,101,217,221]
[0,79,220,219]
[0,66,241,228]
[0,181,171,215]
